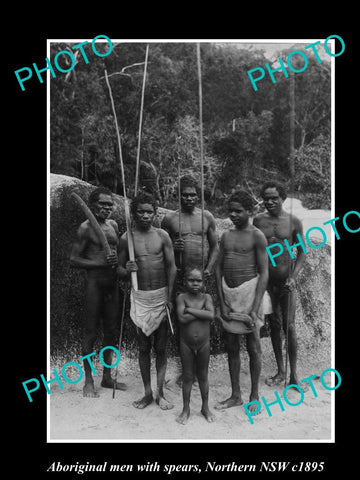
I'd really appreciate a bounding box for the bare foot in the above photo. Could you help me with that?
[201,406,215,422]
[214,396,243,410]
[176,408,190,425]
[132,394,153,409]
[156,394,174,410]
[287,378,309,392]
[247,398,261,416]
[83,382,99,398]
[265,373,285,387]
[101,378,127,391]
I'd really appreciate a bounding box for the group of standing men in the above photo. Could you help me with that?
[70,176,306,423]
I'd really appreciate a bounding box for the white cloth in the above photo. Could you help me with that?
[130,286,168,336]
[220,276,272,334]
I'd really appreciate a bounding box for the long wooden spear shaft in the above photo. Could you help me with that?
[134,44,149,196]
[112,284,127,398]
[177,161,183,268]
[196,43,205,275]
[104,69,138,291]
[284,74,296,388]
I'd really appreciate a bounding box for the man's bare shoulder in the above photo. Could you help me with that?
[251,225,268,244]
[77,220,91,236]
[108,218,118,228]
[163,210,179,221]
[154,226,172,241]
[253,211,270,223]
[204,209,215,220]
[289,213,304,231]
[220,229,232,241]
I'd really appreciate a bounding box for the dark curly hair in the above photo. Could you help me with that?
[183,263,204,279]
[260,181,287,200]
[227,189,255,211]
[179,174,200,195]
[88,186,113,205]
[130,191,157,216]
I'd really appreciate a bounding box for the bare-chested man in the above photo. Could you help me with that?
[215,190,270,412]
[118,191,177,410]
[161,174,219,385]
[161,174,219,283]
[70,187,127,398]
[253,181,306,387]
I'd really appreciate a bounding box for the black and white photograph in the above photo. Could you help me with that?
[11,26,355,477]
[48,39,334,442]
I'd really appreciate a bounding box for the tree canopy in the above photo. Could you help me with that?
[50,41,331,211]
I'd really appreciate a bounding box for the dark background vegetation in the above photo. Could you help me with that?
[50,41,331,212]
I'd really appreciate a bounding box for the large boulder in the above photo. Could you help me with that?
[50,174,331,371]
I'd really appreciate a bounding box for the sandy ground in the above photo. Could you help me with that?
[49,343,332,442]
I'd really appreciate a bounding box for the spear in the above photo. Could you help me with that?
[134,44,149,196]
[177,161,183,269]
[196,43,205,275]
[104,68,138,291]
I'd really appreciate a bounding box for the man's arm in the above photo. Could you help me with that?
[204,211,219,275]
[117,234,132,279]
[251,229,269,315]
[161,212,184,252]
[214,234,231,321]
[287,215,306,287]
[161,230,177,304]
[70,224,113,269]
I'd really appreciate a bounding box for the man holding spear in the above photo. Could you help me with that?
[161,174,219,287]
[118,191,177,410]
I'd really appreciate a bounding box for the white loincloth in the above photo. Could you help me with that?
[130,286,168,336]
[220,276,272,334]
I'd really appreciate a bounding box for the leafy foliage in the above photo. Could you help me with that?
[293,134,331,209]
[50,42,331,209]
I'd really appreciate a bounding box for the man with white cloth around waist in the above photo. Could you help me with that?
[118,192,176,410]
[215,190,271,415]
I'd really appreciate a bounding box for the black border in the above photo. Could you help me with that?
[11,21,354,478]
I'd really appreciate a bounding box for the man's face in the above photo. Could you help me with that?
[181,186,198,211]
[228,201,250,228]
[262,187,283,216]
[134,203,155,229]
[93,194,114,220]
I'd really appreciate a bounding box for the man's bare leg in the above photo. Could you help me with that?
[100,348,127,391]
[82,281,101,398]
[246,332,262,415]
[154,323,173,410]
[83,363,99,398]
[215,333,243,410]
[133,343,154,409]
[265,300,285,387]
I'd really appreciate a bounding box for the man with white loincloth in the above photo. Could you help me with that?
[118,192,177,410]
[215,190,271,414]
